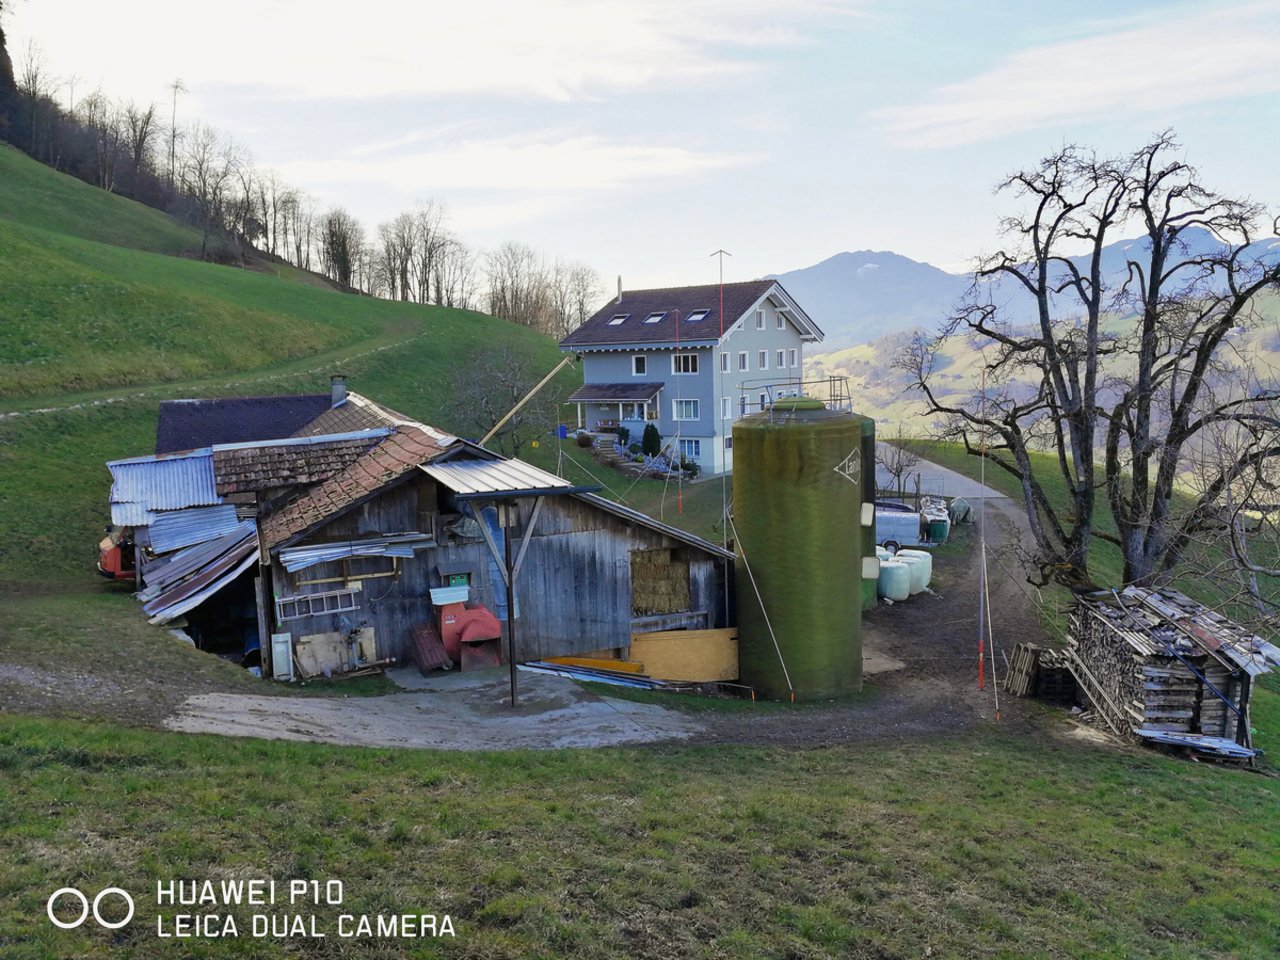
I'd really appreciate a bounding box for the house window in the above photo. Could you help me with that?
[644,311,666,324]
[607,314,629,325]
[721,397,731,420]
[738,351,748,372]
[777,349,786,369]
[720,352,729,373]
[755,309,765,330]
[672,353,699,375]
[632,355,646,376]
[724,437,733,450]
[788,348,797,367]
[777,314,786,330]
[759,393,768,411]
[758,350,769,370]
[275,588,360,622]
[687,309,710,323]
[679,439,701,460]
[673,399,699,421]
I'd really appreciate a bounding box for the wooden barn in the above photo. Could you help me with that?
[106,386,735,681]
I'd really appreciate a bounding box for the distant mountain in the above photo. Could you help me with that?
[769,251,967,349]
[773,228,1280,351]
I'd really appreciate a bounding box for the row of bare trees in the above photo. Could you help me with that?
[0,34,604,326]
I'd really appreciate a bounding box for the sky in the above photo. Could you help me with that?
[7,0,1280,287]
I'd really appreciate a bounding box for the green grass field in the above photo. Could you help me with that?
[2,144,1278,960]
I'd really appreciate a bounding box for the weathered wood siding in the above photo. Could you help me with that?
[267,475,730,664]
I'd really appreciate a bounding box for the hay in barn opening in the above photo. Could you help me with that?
[631,548,691,616]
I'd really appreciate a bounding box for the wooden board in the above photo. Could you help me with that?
[630,628,738,682]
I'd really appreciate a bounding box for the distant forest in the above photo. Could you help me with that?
[0,8,601,337]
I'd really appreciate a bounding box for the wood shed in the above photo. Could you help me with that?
[1066,587,1278,758]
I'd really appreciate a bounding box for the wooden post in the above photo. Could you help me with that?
[504,523,519,707]
[254,576,271,678]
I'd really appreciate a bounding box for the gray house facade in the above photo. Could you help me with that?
[560,280,823,475]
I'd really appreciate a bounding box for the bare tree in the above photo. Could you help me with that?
[318,206,363,288]
[905,133,1280,590]
[545,260,603,338]
[485,241,551,329]
[77,90,124,192]
[876,425,924,500]
[166,78,186,186]
[177,122,242,258]
[443,344,566,455]
[121,99,158,195]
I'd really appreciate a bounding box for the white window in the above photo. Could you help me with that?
[720,351,729,373]
[672,353,699,375]
[679,439,701,460]
[721,397,731,420]
[687,309,710,323]
[739,396,748,416]
[755,309,765,330]
[777,350,785,369]
[723,436,733,450]
[673,399,699,421]
[276,588,360,622]
[788,348,797,368]
[738,351,749,372]
[632,355,646,376]
[759,393,768,411]
[607,313,629,326]
[758,350,769,370]
[644,311,665,324]
[777,314,785,330]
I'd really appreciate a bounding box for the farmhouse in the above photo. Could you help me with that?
[105,381,734,681]
[560,280,823,476]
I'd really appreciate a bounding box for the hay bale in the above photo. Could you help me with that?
[631,549,691,616]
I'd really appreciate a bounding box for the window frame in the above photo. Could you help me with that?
[679,438,702,459]
[720,351,729,373]
[755,309,765,330]
[738,351,749,372]
[758,350,769,371]
[788,348,797,368]
[632,354,647,377]
[672,399,700,421]
[671,352,699,376]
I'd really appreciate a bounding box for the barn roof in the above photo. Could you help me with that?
[156,394,333,454]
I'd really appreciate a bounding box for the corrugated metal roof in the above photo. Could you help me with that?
[278,533,435,573]
[138,521,258,601]
[147,505,242,555]
[420,458,575,496]
[108,449,221,527]
[142,535,259,624]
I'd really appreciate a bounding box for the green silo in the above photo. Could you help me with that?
[732,398,862,700]
[859,414,878,611]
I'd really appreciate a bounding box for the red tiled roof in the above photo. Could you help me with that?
[260,426,449,548]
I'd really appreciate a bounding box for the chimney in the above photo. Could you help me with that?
[330,374,348,407]
[616,275,622,304]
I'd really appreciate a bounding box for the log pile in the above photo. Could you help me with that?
[1004,642,1075,702]
[1065,587,1278,750]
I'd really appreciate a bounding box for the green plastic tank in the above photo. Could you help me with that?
[732,398,862,700]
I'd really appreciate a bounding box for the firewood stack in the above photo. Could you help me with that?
[1065,587,1278,750]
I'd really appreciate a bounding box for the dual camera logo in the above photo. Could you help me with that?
[47,887,135,930]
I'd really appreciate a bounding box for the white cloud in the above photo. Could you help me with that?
[280,133,753,194]
[10,0,860,104]
[874,2,1280,148]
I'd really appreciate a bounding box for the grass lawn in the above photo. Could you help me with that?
[2,713,1278,959]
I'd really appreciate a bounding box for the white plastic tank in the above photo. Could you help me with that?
[877,560,911,601]
[894,549,932,590]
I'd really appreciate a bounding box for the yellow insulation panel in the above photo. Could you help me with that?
[630,629,739,682]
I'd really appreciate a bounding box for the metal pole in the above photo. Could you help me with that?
[503,522,519,707]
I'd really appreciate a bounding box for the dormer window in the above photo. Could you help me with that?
[643,311,666,324]
[686,309,710,323]
[607,314,629,325]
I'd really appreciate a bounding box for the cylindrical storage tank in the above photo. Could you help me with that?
[895,549,932,590]
[858,414,877,612]
[877,560,911,601]
[876,547,894,562]
[895,554,928,594]
[733,398,862,700]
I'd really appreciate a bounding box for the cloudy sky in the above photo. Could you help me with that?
[9,0,1280,286]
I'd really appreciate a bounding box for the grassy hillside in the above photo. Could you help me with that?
[0,144,204,256]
